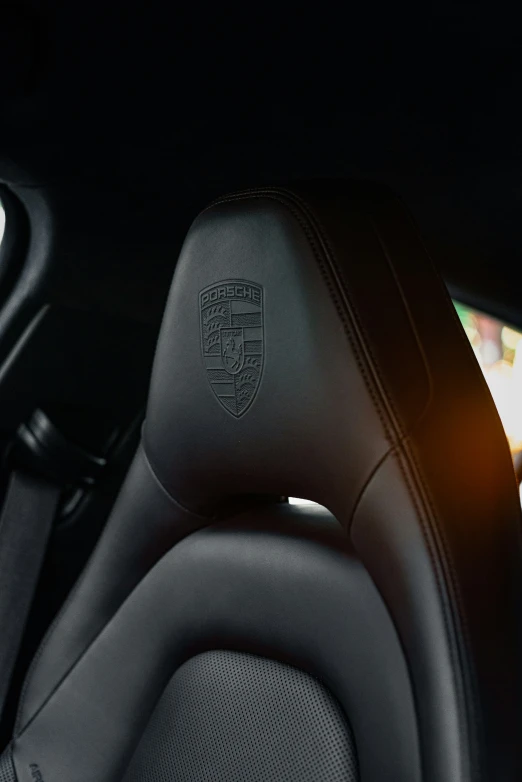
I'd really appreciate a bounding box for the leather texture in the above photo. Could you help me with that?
[4,182,522,781]
[123,650,358,781]
[0,748,14,782]
[12,509,419,781]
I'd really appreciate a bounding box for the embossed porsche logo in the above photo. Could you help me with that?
[200,280,264,417]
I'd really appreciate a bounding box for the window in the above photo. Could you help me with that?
[0,198,5,247]
[454,301,522,456]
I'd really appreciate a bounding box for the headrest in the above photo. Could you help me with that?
[144,182,518,529]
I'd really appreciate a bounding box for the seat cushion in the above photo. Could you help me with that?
[9,507,420,782]
[123,650,358,782]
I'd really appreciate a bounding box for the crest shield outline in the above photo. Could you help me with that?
[199,279,264,417]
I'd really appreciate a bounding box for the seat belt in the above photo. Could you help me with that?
[0,472,61,717]
[0,410,105,728]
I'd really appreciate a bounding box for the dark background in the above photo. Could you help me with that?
[1,1,521,325]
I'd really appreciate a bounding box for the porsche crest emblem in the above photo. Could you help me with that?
[200,280,264,417]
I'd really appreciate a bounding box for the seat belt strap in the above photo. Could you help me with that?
[0,471,61,719]
[0,408,105,730]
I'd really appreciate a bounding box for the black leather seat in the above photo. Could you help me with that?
[1,183,522,782]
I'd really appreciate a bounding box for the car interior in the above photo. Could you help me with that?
[1,3,522,781]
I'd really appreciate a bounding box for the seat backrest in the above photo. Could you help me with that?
[3,183,522,782]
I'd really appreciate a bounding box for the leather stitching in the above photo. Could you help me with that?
[141,446,216,522]
[394,207,503,778]
[15,187,479,779]
[13,523,216,742]
[290,188,475,775]
[394,445,471,778]
[211,187,475,778]
[396,204,486,776]
[347,436,468,781]
[296,189,475,778]
[278,190,407,439]
[15,447,209,734]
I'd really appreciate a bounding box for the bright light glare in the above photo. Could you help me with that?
[455,301,522,454]
[0,202,5,246]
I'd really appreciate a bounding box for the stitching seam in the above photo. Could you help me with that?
[291,187,475,776]
[13,523,213,741]
[211,186,474,776]
[15,446,208,734]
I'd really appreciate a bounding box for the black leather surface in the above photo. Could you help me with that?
[8,183,522,781]
[13,509,420,781]
[123,650,359,782]
[144,184,522,778]
[0,748,15,782]
[16,445,210,731]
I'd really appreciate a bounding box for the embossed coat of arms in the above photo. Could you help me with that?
[199,280,264,417]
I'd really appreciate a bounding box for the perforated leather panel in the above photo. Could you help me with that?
[0,750,15,782]
[124,650,358,782]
